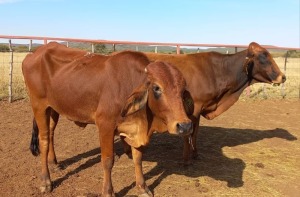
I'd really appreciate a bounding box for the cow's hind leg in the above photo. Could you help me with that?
[48,109,59,165]
[33,107,52,193]
[30,118,40,156]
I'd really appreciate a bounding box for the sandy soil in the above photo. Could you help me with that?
[0,99,299,197]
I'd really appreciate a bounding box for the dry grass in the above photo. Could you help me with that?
[0,52,299,100]
[0,52,29,100]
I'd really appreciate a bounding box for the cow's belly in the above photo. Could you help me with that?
[46,86,98,124]
[50,98,96,123]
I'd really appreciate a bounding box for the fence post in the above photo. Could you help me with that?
[91,43,95,53]
[8,39,13,103]
[176,45,180,54]
[29,39,32,52]
[281,51,288,98]
[299,83,300,99]
[262,84,267,99]
[136,46,139,51]
[155,46,158,53]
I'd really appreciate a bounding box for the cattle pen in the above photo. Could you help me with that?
[1,35,300,197]
[0,35,299,102]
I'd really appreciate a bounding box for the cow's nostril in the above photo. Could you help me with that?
[282,75,286,83]
[176,122,193,134]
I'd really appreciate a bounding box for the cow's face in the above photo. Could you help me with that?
[146,61,193,136]
[247,42,286,85]
[121,61,193,138]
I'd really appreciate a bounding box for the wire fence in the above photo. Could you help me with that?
[0,51,29,101]
[0,38,299,102]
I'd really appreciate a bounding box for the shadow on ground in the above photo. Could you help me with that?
[53,126,297,196]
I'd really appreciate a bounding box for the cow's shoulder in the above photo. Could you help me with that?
[41,42,87,65]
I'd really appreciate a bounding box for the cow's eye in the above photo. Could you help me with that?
[152,84,162,99]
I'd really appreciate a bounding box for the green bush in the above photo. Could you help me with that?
[0,44,10,52]
[94,44,107,54]
[13,45,29,52]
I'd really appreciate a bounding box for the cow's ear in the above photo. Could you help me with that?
[247,42,261,57]
[121,85,149,117]
[183,90,194,116]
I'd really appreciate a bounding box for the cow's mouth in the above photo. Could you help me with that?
[272,83,281,86]
[271,75,286,86]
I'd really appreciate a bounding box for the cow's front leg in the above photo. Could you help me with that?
[191,117,200,159]
[99,127,115,197]
[131,146,153,197]
[48,110,59,166]
[183,116,199,165]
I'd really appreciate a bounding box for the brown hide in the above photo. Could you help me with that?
[22,42,192,196]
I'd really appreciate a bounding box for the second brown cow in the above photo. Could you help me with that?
[145,42,286,164]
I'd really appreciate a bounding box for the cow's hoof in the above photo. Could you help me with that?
[179,159,192,167]
[136,185,153,197]
[192,152,198,159]
[40,183,52,193]
[184,160,193,166]
[100,190,116,197]
[139,191,153,197]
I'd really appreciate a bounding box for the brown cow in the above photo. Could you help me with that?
[22,42,193,197]
[145,42,286,164]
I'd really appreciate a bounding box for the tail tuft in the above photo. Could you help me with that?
[30,119,40,156]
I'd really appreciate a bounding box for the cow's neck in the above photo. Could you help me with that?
[221,50,251,94]
[202,50,253,119]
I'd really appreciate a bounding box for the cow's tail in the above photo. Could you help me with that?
[30,118,40,156]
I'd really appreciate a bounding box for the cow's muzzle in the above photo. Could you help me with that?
[272,74,286,86]
[176,122,193,136]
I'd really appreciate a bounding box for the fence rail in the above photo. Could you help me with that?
[0,35,299,102]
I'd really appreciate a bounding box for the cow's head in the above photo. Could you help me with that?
[118,61,193,147]
[246,42,286,85]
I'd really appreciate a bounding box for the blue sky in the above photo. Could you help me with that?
[0,0,299,48]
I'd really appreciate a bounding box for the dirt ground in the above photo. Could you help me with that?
[0,99,299,197]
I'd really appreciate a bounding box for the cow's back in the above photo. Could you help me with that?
[22,42,93,100]
[22,42,89,76]
[23,43,150,124]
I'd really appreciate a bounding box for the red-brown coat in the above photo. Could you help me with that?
[22,42,193,197]
[145,42,286,163]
